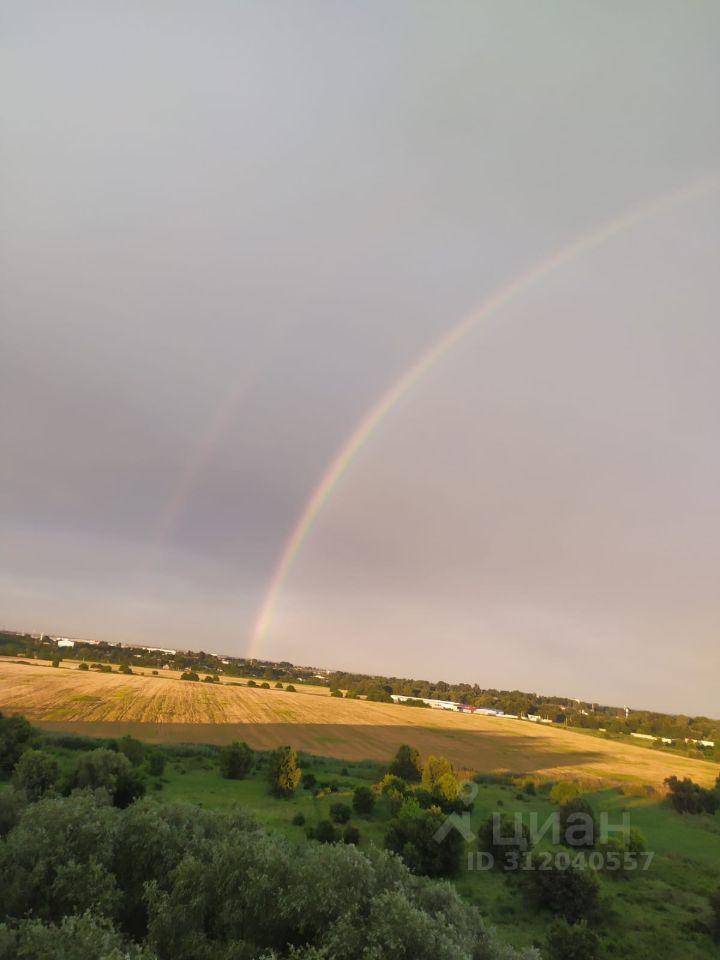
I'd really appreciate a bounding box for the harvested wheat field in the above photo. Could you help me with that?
[0,657,716,788]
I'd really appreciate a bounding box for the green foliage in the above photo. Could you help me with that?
[524,859,601,923]
[118,736,145,767]
[343,824,360,845]
[302,771,317,791]
[545,918,602,960]
[292,811,306,826]
[550,781,581,805]
[12,749,59,801]
[179,671,199,682]
[275,681,283,688]
[260,681,270,689]
[218,740,254,780]
[0,788,26,838]
[70,748,145,808]
[664,775,719,814]
[558,797,598,849]
[78,661,90,671]
[330,687,343,697]
[268,745,301,797]
[353,784,375,816]
[285,684,296,692]
[0,913,154,960]
[51,657,61,667]
[477,813,532,869]
[0,712,34,777]
[330,801,351,824]
[247,679,257,687]
[389,743,422,782]
[118,663,133,675]
[524,780,537,796]
[146,752,166,777]
[385,800,464,877]
[366,686,392,702]
[711,886,720,943]
[379,773,409,814]
[421,755,453,792]
[314,819,338,843]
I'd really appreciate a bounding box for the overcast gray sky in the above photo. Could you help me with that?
[1,1,719,715]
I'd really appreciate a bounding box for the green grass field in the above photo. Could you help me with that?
[125,748,719,959]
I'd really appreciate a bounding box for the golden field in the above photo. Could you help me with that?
[0,657,716,788]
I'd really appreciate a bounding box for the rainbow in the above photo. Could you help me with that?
[249,173,718,653]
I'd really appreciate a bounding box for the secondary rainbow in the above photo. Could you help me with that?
[247,174,716,652]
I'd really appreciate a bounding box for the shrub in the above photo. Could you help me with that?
[0,712,35,777]
[314,819,338,843]
[275,682,283,688]
[260,681,270,689]
[292,812,306,826]
[330,688,343,698]
[558,797,598,849]
[119,663,133,675]
[219,741,254,780]
[69,748,145,808]
[664,775,719,814]
[385,801,464,877]
[118,736,145,768]
[389,744,422,782]
[12,750,59,801]
[711,886,720,943]
[545,918,602,960]
[247,679,258,687]
[51,658,60,668]
[285,684,296,692]
[147,752,166,777]
[330,802,352,824]
[268,745,301,797]
[422,756,454,793]
[302,772,317,791]
[477,813,532,870]
[180,671,199,682]
[353,785,375,816]
[524,780,536,796]
[78,661,89,671]
[550,781,581,805]
[524,859,600,923]
[343,824,361,845]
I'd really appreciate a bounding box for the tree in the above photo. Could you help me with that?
[353,785,375,816]
[268,745,301,797]
[422,755,454,792]
[545,918,601,960]
[0,712,34,776]
[710,886,720,943]
[118,736,145,768]
[478,813,532,870]
[330,802,351,824]
[12,749,59,801]
[525,859,600,923]
[292,812,305,826]
[119,663,133,675]
[314,819,338,843]
[302,772,317,791]
[366,686,392,702]
[389,744,422,782]
[558,797,598,849]
[180,671,199,682]
[0,913,153,960]
[147,752,166,777]
[550,781,581,805]
[385,800,463,877]
[219,741,254,780]
[70,748,145,808]
[664,775,719,814]
[343,824,360,845]
[330,688,343,698]
[51,657,61,668]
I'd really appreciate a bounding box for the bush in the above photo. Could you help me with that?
[302,772,317,791]
[285,684,296,692]
[330,802,352,824]
[545,918,601,960]
[51,658,60,668]
[119,663,133,675]
[180,671,199,682]
[385,801,464,877]
[525,859,601,923]
[422,756,454,793]
[558,797,598,849]
[275,682,283,688]
[78,661,89,671]
[353,785,375,816]
[292,812,306,826]
[343,824,361,845]
[0,712,34,776]
[118,736,145,768]
[664,775,719,815]
[219,741,254,780]
[247,679,257,687]
[260,681,270,689]
[69,748,145,808]
[524,780,536,796]
[711,886,720,943]
[147,752,166,777]
[12,749,59,801]
[550,781,581,805]
[389,744,422,782]
[268,745,301,797]
[314,819,338,843]
[477,813,532,870]
[330,688,343,698]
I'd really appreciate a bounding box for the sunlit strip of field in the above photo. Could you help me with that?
[0,658,717,787]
